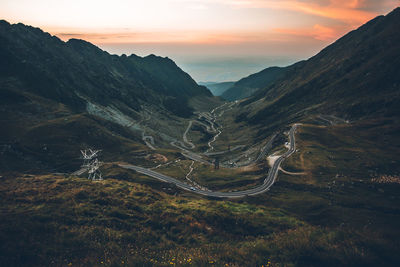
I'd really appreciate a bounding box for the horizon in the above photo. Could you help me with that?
[1,0,398,82]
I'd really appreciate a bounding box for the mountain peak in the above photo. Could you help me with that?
[0,19,10,26]
[66,38,108,56]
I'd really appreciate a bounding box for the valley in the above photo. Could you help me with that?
[1,7,400,267]
[115,104,298,198]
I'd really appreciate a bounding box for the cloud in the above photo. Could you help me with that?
[208,0,398,25]
[224,0,377,24]
[48,0,398,49]
[274,24,342,41]
[225,0,398,42]
[54,30,262,44]
[312,24,338,40]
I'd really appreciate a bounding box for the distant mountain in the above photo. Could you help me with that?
[236,7,400,127]
[221,66,288,101]
[199,81,235,96]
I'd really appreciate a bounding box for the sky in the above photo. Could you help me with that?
[1,0,399,82]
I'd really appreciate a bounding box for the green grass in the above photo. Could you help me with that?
[282,119,400,185]
[0,173,302,266]
[189,162,267,191]
[1,162,400,266]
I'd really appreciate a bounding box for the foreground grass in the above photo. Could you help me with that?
[1,169,400,266]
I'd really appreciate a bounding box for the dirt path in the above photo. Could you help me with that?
[279,167,306,176]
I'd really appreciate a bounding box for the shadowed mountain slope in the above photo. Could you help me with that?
[199,81,235,96]
[235,8,400,127]
[222,66,288,101]
[0,20,211,117]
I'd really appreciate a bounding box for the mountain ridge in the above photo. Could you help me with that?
[235,7,400,127]
[221,66,289,101]
[0,19,211,117]
[198,81,235,96]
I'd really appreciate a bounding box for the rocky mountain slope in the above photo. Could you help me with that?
[235,8,400,127]
[0,20,211,117]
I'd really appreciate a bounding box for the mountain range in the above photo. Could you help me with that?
[0,20,211,117]
[0,20,216,172]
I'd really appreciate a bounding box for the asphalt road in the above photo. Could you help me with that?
[119,124,298,198]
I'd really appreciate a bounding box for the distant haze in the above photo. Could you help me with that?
[1,0,398,81]
[99,43,310,82]
[177,57,298,83]
[98,36,327,82]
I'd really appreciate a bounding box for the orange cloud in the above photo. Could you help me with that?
[312,24,338,40]
[53,30,267,45]
[55,31,191,44]
[48,0,397,46]
[294,1,376,25]
[218,0,392,43]
[274,24,342,41]
[224,0,384,25]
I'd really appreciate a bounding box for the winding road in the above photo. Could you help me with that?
[118,124,298,198]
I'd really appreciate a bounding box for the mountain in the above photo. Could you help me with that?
[198,81,235,96]
[0,20,211,117]
[221,66,288,101]
[235,7,400,128]
[0,20,217,172]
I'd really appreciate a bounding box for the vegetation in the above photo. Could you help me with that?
[0,167,398,267]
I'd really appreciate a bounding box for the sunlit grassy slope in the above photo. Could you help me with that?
[1,172,399,267]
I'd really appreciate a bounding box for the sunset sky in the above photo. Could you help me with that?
[1,0,399,81]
